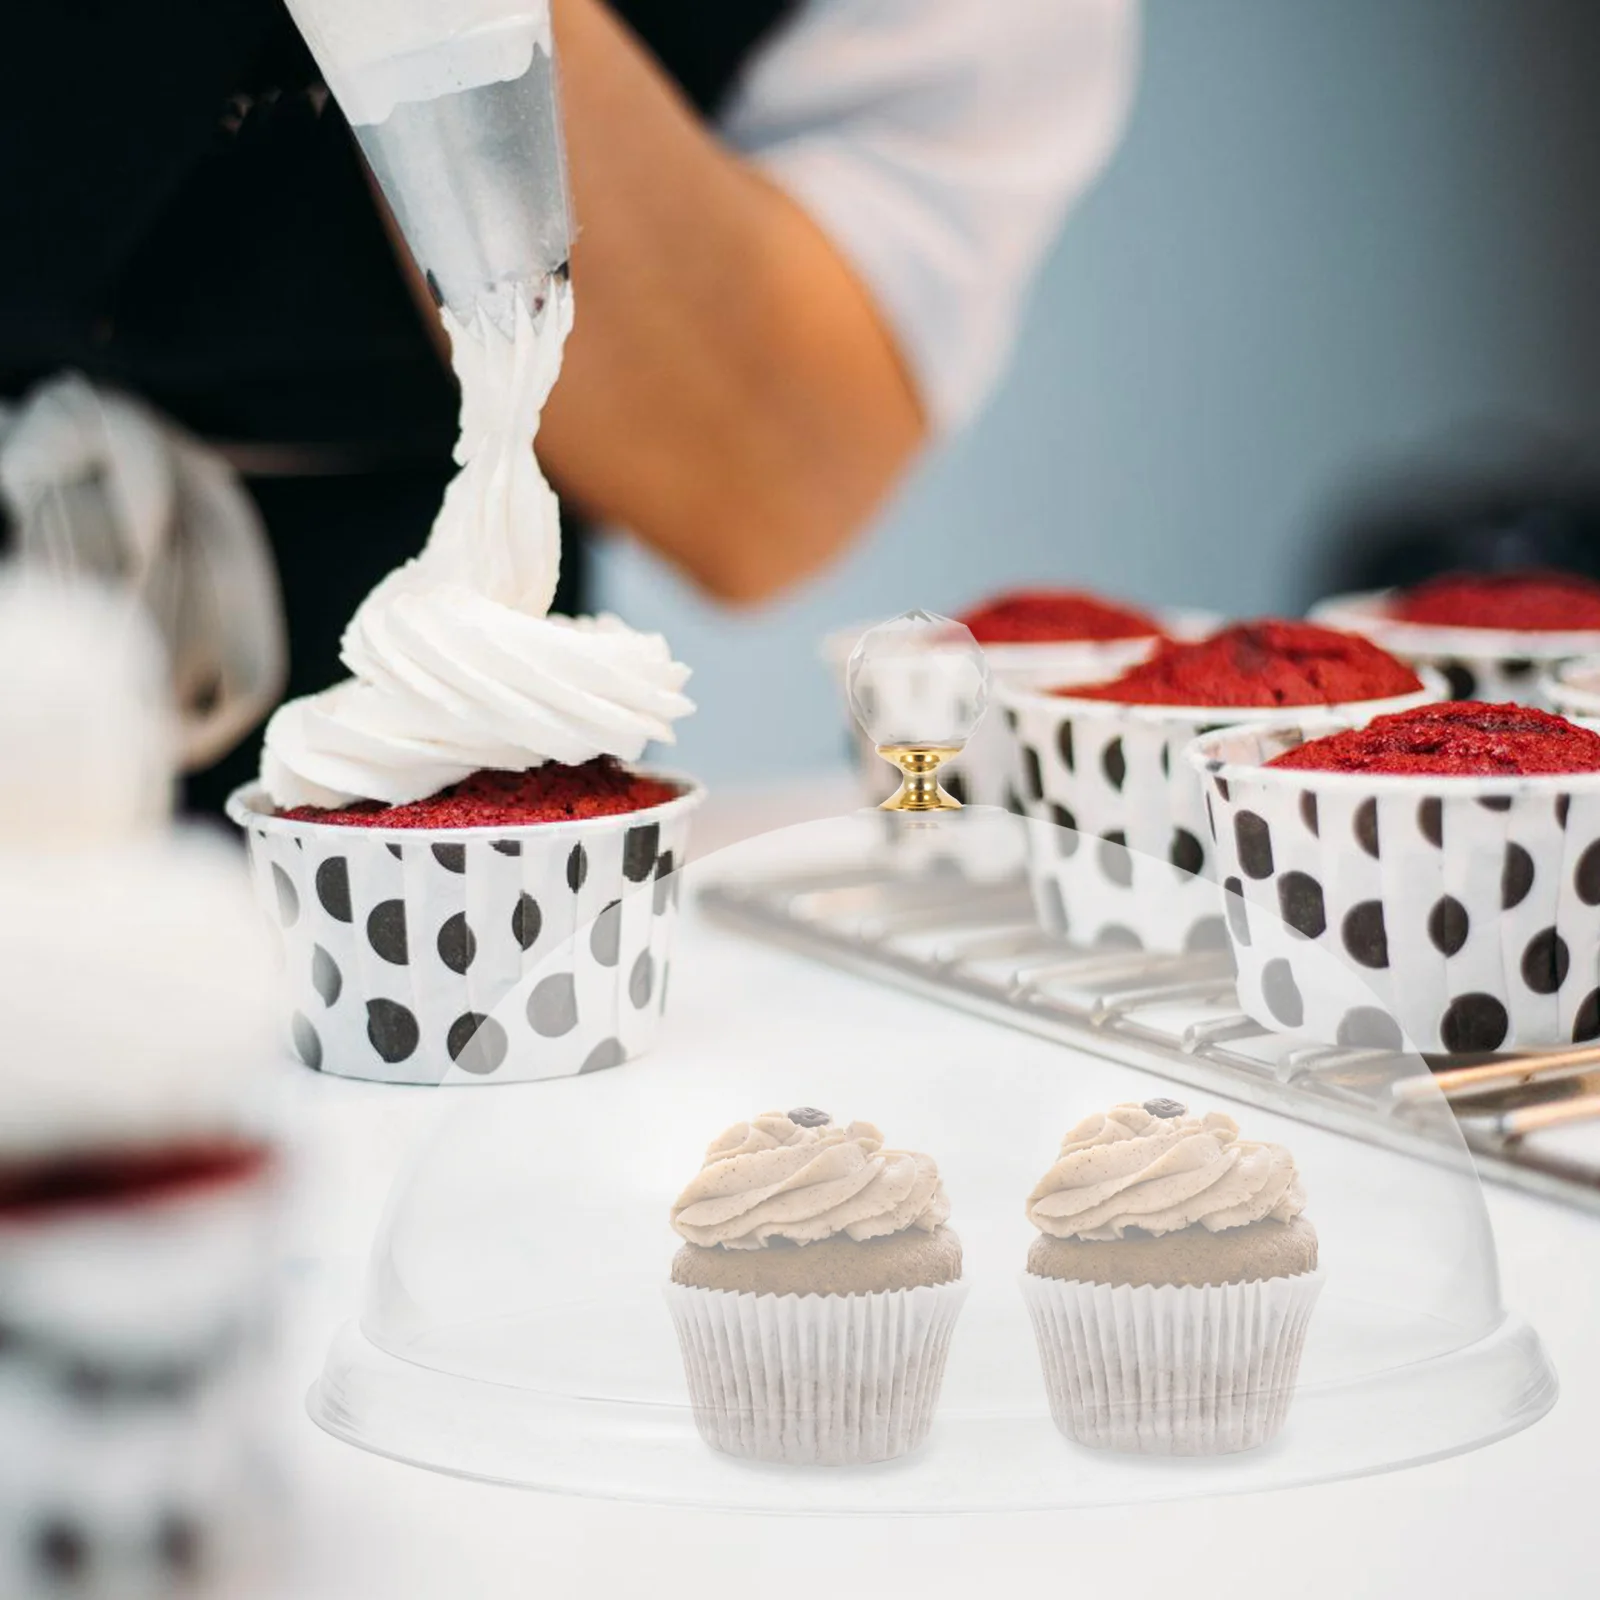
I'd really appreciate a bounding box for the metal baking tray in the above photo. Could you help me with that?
[700,862,1600,1215]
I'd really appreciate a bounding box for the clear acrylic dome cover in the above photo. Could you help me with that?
[309,805,1557,1513]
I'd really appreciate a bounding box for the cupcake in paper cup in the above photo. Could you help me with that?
[823,590,1213,810]
[1313,569,1600,706]
[232,262,702,1083]
[1191,700,1600,1053]
[0,828,280,1596]
[997,621,1439,953]
[1021,1099,1323,1457]
[664,1108,967,1467]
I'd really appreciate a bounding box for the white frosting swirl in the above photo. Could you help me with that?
[261,280,694,809]
[671,1111,951,1250]
[1027,1102,1306,1241]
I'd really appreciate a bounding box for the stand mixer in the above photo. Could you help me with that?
[282,0,572,331]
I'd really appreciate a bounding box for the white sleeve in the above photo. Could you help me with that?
[721,0,1140,434]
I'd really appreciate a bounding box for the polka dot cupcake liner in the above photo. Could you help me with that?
[1190,721,1600,1053]
[0,1168,277,1594]
[1312,590,1600,707]
[996,680,1439,955]
[227,778,703,1085]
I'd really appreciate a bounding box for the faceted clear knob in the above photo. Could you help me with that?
[845,610,990,751]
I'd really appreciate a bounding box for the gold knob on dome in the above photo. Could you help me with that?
[844,609,990,814]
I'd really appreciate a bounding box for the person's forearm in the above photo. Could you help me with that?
[538,0,926,605]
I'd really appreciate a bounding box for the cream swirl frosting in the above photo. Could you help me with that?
[261,279,694,809]
[1027,1100,1305,1241]
[671,1110,951,1250]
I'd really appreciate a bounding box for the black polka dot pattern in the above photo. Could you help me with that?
[432,843,467,873]
[366,999,420,1063]
[1057,723,1074,771]
[1441,661,1478,700]
[1440,993,1509,1054]
[315,857,352,922]
[630,950,656,1009]
[492,839,522,857]
[1576,841,1600,906]
[1353,799,1380,859]
[1051,805,1079,856]
[1097,831,1133,888]
[590,900,623,966]
[448,1013,508,1075]
[1261,959,1304,1028]
[1101,738,1127,791]
[436,912,477,975]
[581,1037,627,1074]
[512,893,542,951]
[1417,798,1443,848]
[1337,1007,1403,1051]
[1341,902,1389,969]
[1022,746,1044,804]
[272,865,299,927]
[1223,878,1251,947]
[1299,792,1319,837]
[528,973,579,1037]
[367,900,409,965]
[1521,929,1569,995]
[623,823,660,884]
[1427,897,1469,957]
[1574,989,1600,1043]
[566,843,589,893]
[292,1012,323,1071]
[1234,812,1274,879]
[1501,845,1535,910]
[1170,829,1205,877]
[312,945,342,1007]
[1277,871,1326,940]
[654,852,677,915]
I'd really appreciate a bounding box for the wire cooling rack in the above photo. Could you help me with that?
[700,861,1600,1215]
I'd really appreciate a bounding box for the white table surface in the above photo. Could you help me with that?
[266,784,1600,1599]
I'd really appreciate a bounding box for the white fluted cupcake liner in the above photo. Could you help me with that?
[1313,590,1600,707]
[1020,1269,1324,1456]
[663,1280,968,1466]
[1191,720,1600,1051]
[997,679,1439,954]
[227,777,702,1084]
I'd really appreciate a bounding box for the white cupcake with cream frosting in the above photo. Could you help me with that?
[1020,1099,1324,1456]
[663,1108,967,1466]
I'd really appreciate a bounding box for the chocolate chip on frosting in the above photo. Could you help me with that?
[786,1106,831,1128]
[1142,1097,1188,1119]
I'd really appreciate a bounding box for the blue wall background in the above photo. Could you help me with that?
[597,0,1600,783]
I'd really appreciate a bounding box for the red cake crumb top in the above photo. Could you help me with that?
[958,589,1162,645]
[0,1144,271,1221]
[1269,702,1600,776]
[280,757,681,830]
[1066,621,1423,708]
[1389,569,1600,631]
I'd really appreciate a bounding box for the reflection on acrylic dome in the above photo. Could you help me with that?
[308,814,1557,1513]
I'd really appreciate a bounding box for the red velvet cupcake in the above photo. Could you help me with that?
[997,623,1439,953]
[1314,569,1600,706]
[1190,700,1600,1054]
